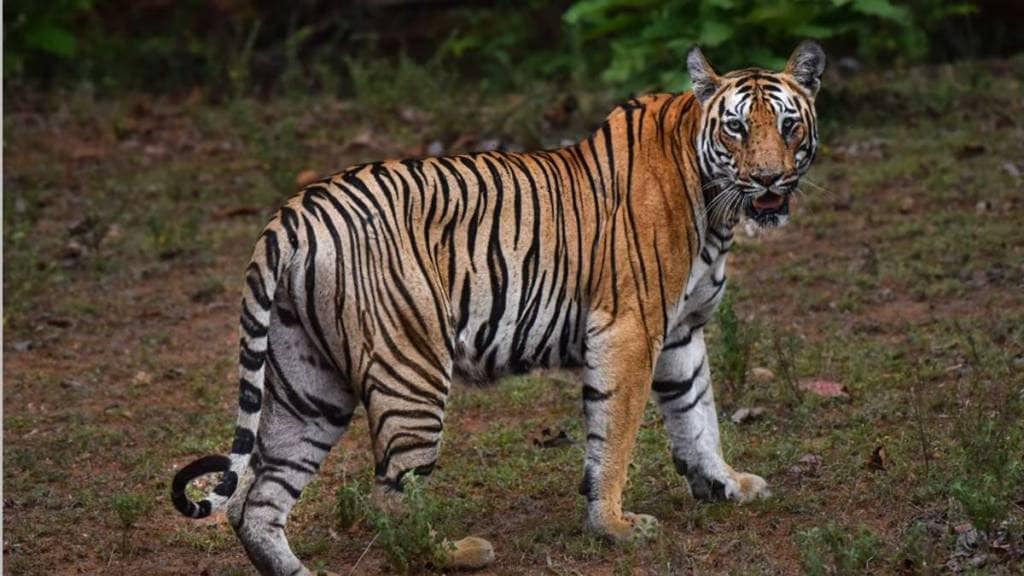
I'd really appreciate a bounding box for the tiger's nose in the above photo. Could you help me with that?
[751,170,782,187]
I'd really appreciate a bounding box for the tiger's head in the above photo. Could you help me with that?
[688,41,826,228]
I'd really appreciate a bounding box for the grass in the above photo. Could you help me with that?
[714,289,757,404]
[3,56,1024,574]
[796,523,884,575]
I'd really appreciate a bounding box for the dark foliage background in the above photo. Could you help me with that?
[5,0,1023,97]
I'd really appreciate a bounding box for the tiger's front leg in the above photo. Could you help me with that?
[579,317,660,542]
[655,325,769,502]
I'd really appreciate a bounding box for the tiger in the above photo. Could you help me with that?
[170,41,825,575]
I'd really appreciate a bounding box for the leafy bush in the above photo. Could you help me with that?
[2,0,1004,96]
[564,0,977,93]
[4,0,93,78]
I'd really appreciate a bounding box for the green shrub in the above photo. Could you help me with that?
[564,0,976,94]
[370,474,451,574]
[337,473,451,574]
[111,491,151,552]
[111,491,149,530]
[950,415,1023,532]
[4,0,93,79]
[335,480,366,532]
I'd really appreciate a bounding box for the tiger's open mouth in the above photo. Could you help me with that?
[752,192,785,211]
[745,192,790,226]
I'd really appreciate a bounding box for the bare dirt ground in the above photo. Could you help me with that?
[4,58,1024,575]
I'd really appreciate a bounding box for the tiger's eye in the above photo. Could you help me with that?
[782,117,797,133]
[725,119,744,133]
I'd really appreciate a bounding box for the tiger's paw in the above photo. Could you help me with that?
[728,470,770,503]
[687,466,770,503]
[590,511,659,544]
[443,536,495,570]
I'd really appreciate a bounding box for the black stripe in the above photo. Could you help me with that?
[231,426,256,454]
[675,383,709,414]
[582,385,611,402]
[262,475,302,499]
[239,377,262,413]
[652,359,704,403]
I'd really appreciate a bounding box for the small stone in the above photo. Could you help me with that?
[730,406,766,425]
[102,224,123,246]
[61,379,85,390]
[837,57,862,75]
[477,138,502,152]
[788,453,822,477]
[12,340,33,352]
[132,371,153,386]
[398,106,430,125]
[1003,162,1021,179]
[63,239,87,260]
[898,197,915,214]
[750,367,775,383]
[165,367,187,379]
[975,200,991,214]
[426,140,445,157]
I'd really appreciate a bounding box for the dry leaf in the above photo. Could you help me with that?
[214,205,263,220]
[532,427,574,449]
[868,445,887,471]
[799,378,849,398]
[295,169,320,188]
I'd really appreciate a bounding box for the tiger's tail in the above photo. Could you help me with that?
[171,208,300,518]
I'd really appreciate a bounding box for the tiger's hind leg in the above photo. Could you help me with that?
[227,306,356,576]
[359,321,495,569]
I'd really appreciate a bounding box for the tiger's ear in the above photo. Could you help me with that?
[785,40,826,97]
[687,46,720,105]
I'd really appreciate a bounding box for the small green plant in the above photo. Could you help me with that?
[366,473,451,575]
[949,418,1023,532]
[143,205,203,260]
[714,290,756,402]
[796,523,884,576]
[335,480,367,532]
[111,491,150,552]
[772,334,805,408]
[948,328,1024,532]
